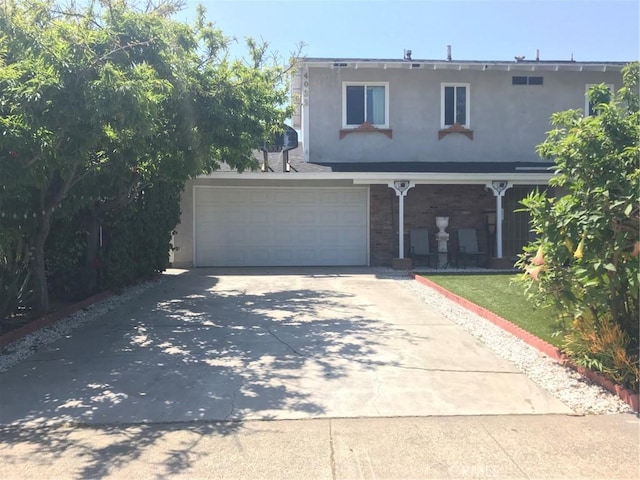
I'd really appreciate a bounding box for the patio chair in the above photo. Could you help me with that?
[457,228,486,268]
[409,228,438,268]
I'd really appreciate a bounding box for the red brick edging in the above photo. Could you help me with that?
[0,290,113,350]
[410,272,639,413]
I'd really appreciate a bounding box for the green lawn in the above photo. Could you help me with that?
[420,273,567,346]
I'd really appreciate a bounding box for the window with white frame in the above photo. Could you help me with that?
[585,83,614,116]
[441,83,470,128]
[343,82,389,128]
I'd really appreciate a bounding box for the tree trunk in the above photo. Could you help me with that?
[84,205,100,296]
[31,219,51,314]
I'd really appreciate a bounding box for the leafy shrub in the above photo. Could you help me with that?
[517,63,640,392]
[99,180,182,290]
[45,216,89,302]
[564,311,639,391]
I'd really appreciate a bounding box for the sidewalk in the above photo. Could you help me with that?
[1,414,638,479]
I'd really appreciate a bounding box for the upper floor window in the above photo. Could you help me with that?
[441,83,470,128]
[343,82,389,128]
[585,83,613,116]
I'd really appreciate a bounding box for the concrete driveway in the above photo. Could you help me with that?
[0,268,571,427]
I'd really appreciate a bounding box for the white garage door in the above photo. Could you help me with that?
[194,186,368,267]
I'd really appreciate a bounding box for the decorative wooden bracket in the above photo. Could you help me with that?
[438,123,474,140]
[340,122,393,139]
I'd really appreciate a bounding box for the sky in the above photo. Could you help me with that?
[178,0,640,63]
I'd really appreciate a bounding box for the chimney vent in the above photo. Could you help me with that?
[446,45,452,61]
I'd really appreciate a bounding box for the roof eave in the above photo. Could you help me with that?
[298,58,627,72]
[197,171,554,184]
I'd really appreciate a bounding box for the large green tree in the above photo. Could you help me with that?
[518,63,639,390]
[0,0,293,313]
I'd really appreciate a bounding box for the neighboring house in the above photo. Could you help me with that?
[172,55,625,268]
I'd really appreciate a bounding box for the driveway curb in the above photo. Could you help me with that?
[410,272,639,413]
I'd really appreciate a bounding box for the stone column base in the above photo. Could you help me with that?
[391,258,414,270]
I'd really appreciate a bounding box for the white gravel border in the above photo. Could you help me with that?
[397,273,633,415]
[0,268,634,415]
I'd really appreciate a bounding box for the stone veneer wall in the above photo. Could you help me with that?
[369,184,495,266]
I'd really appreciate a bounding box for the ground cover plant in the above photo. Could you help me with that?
[420,273,566,346]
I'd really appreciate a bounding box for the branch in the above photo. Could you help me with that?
[49,8,103,29]
[88,38,157,71]
[96,172,148,214]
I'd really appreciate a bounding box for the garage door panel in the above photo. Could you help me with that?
[317,211,340,224]
[293,190,317,204]
[247,190,269,203]
[195,187,368,266]
[316,190,342,205]
[247,209,269,225]
[294,210,316,224]
[337,210,366,226]
[271,249,296,263]
[224,189,246,204]
[272,229,295,244]
[273,190,296,203]
[295,230,317,243]
[342,190,366,203]
[342,229,367,243]
[272,210,294,224]
[318,229,340,242]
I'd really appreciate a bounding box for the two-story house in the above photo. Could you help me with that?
[171,55,625,269]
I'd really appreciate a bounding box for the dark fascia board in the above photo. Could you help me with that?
[312,161,555,174]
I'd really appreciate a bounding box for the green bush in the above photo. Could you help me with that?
[45,216,88,302]
[99,180,182,290]
[517,63,640,392]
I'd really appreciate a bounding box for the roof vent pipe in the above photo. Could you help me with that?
[536,49,540,61]
[446,45,451,61]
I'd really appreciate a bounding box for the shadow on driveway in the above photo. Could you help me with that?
[1,268,415,477]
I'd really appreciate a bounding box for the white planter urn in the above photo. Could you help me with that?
[435,216,449,232]
[435,216,450,267]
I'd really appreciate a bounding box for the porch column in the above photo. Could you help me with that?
[388,181,415,258]
[486,181,512,258]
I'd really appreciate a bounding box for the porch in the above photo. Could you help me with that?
[369,183,541,269]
